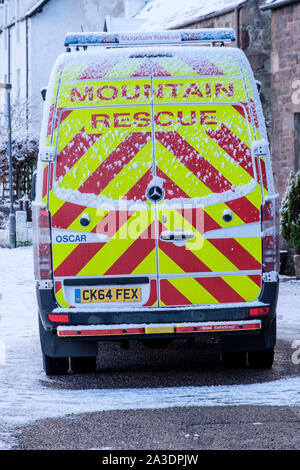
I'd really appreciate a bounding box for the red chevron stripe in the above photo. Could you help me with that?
[123,168,153,201]
[226,197,260,223]
[232,100,259,129]
[79,132,151,195]
[176,207,220,234]
[54,242,104,277]
[42,165,48,199]
[158,219,211,273]
[182,57,224,76]
[54,211,137,277]
[206,123,254,177]
[160,279,192,306]
[124,167,189,202]
[155,131,234,194]
[208,238,261,270]
[249,274,262,287]
[195,277,245,303]
[56,128,102,181]
[105,222,156,275]
[156,167,190,199]
[51,202,86,229]
[131,61,172,77]
[91,210,135,237]
[206,123,267,190]
[77,57,120,79]
[47,106,72,138]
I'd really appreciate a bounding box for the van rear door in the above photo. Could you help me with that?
[151,50,266,307]
[47,57,160,308]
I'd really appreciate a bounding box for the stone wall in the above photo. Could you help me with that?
[270,2,300,203]
[240,0,272,136]
[186,0,272,138]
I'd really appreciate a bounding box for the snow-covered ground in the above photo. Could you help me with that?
[0,246,299,449]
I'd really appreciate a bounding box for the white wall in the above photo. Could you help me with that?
[0,0,126,139]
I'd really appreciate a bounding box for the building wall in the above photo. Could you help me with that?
[0,0,125,137]
[270,1,300,203]
[185,0,272,139]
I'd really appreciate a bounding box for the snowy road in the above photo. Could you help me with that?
[0,246,299,449]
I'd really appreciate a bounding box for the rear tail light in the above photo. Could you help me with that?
[249,306,269,317]
[32,205,53,280]
[261,195,280,273]
[48,314,69,323]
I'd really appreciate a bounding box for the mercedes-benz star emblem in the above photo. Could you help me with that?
[146,185,165,203]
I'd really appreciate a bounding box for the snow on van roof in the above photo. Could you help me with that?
[135,0,247,30]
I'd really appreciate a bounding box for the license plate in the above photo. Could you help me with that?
[75,287,141,303]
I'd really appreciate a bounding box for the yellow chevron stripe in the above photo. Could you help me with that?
[182,129,253,190]
[105,58,146,78]
[210,57,241,77]
[204,202,245,228]
[131,248,157,275]
[155,56,199,77]
[54,287,70,308]
[245,184,263,210]
[155,141,212,198]
[221,275,260,301]
[100,140,153,200]
[78,211,155,276]
[60,61,92,82]
[235,237,262,263]
[52,242,79,272]
[157,209,239,273]
[68,208,108,232]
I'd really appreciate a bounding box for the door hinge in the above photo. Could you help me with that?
[36,279,54,290]
[40,146,56,163]
[263,272,279,283]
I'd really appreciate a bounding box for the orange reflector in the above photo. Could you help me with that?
[48,314,69,323]
[249,307,269,317]
[145,326,175,334]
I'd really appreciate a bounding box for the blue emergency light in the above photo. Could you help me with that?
[64,28,236,48]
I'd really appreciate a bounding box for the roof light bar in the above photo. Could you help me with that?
[64,28,236,47]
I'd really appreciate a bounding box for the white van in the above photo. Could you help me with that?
[33,29,279,375]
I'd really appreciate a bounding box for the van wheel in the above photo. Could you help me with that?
[70,356,97,374]
[248,347,274,369]
[222,351,247,368]
[43,354,69,376]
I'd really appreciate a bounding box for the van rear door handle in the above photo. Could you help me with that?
[160,230,195,242]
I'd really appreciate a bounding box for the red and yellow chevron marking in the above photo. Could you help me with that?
[44,50,267,309]
[54,281,73,309]
[59,48,243,82]
[160,274,261,306]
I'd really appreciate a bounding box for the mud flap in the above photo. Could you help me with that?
[38,316,98,358]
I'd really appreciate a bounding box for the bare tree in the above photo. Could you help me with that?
[0,98,39,202]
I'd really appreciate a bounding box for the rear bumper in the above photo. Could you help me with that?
[37,279,278,357]
[56,319,262,337]
[37,278,278,330]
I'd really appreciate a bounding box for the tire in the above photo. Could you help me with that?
[248,347,274,369]
[222,351,247,369]
[43,354,69,376]
[70,356,97,374]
